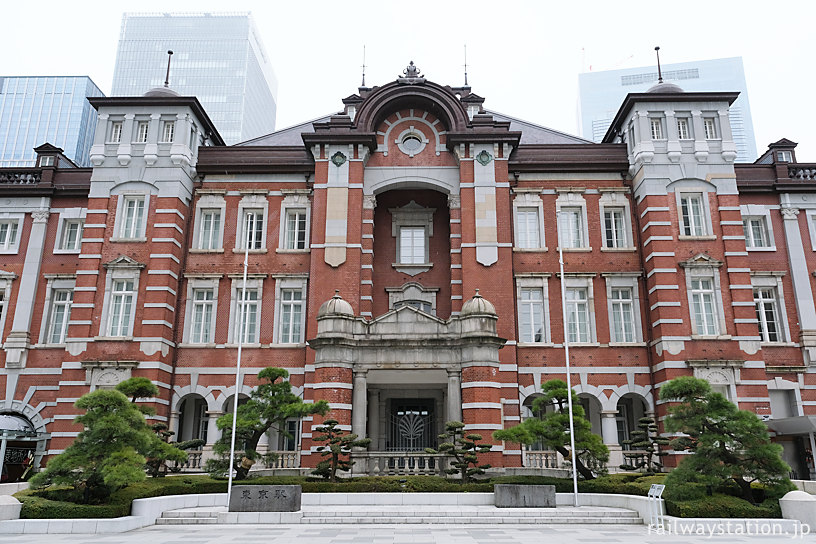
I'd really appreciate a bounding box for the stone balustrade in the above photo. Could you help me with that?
[789,165,816,180]
[352,452,448,476]
[523,450,561,469]
[0,170,41,184]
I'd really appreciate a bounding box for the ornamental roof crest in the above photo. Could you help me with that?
[397,61,425,85]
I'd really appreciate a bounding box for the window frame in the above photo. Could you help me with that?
[751,272,790,344]
[278,191,311,253]
[515,275,550,345]
[742,215,772,249]
[135,120,150,143]
[649,116,665,140]
[161,120,175,143]
[273,275,308,345]
[603,273,643,345]
[598,189,634,251]
[703,116,719,140]
[0,271,17,345]
[676,191,714,238]
[109,120,123,144]
[182,275,221,345]
[54,208,87,254]
[228,275,265,345]
[562,275,597,344]
[512,192,546,251]
[556,190,590,251]
[191,192,226,252]
[99,257,144,340]
[235,193,269,252]
[390,200,435,274]
[681,261,726,339]
[114,194,149,241]
[0,214,23,254]
[676,117,691,140]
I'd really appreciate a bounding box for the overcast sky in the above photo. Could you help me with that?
[3,0,815,159]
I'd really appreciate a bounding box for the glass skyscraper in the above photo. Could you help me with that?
[579,57,758,162]
[0,76,103,167]
[111,13,278,145]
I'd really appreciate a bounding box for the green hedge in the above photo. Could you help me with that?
[16,472,783,520]
[665,494,781,518]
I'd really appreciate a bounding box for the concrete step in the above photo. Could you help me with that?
[299,516,643,524]
[162,510,225,519]
[155,517,218,525]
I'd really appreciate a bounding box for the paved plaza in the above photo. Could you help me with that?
[2,523,815,543]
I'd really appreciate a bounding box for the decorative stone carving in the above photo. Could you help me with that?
[362,194,377,210]
[82,360,139,390]
[781,207,800,220]
[30,210,50,224]
[447,194,461,209]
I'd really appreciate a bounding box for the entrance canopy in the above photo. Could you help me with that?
[767,416,816,435]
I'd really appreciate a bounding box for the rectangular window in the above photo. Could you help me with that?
[198,209,222,250]
[676,118,690,139]
[399,226,425,264]
[690,278,718,335]
[110,122,123,143]
[743,217,769,248]
[190,289,215,344]
[235,288,259,344]
[519,288,544,343]
[119,196,146,239]
[136,121,149,143]
[754,288,781,343]
[777,151,793,162]
[650,118,664,140]
[61,219,84,250]
[285,210,307,250]
[680,193,706,236]
[241,210,264,250]
[603,208,627,248]
[0,220,19,250]
[559,207,584,248]
[39,155,54,167]
[565,287,590,343]
[109,279,135,336]
[703,118,717,140]
[279,289,304,343]
[516,208,540,249]
[48,289,73,344]
[610,288,635,343]
[161,121,175,143]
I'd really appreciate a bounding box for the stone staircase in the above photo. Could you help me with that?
[156,504,642,525]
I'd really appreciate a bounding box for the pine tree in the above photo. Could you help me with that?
[29,390,151,503]
[426,421,491,482]
[312,419,371,482]
[660,376,792,504]
[493,379,609,480]
[207,367,329,479]
[619,416,669,473]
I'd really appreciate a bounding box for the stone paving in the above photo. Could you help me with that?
[1,523,815,543]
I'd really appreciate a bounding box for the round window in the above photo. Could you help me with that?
[402,134,422,153]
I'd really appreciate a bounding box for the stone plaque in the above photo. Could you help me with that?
[494,484,556,508]
[228,485,302,512]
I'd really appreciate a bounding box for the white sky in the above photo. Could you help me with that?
[3,0,815,159]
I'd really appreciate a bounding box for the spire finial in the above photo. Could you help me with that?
[361,45,367,87]
[463,44,469,87]
[164,50,174,88]
[654,46,663,84]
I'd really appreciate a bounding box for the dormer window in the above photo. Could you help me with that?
[777,150,793,162]
[346,106,356,122]
[39,155,54,167]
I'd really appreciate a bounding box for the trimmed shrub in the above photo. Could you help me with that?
[665,494,781,518]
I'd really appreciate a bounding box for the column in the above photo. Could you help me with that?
[447,370,462,423]
[781,206,816,363]
[205,410,224,445]
[448,194,463,313]
[352,370,367,438]
[600,410,620,447]
[4,209,49,368]
[367,389,380,451]
[168,410,180,439]
[691,110,709,161]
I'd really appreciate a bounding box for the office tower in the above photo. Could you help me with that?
[579,57,758,162]
[111,12,278,144]
[0,76,103,167]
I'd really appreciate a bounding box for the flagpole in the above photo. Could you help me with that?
[557,209,580,507]
[227,212,252,506]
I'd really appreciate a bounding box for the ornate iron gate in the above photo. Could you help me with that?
[387,400,435,451]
